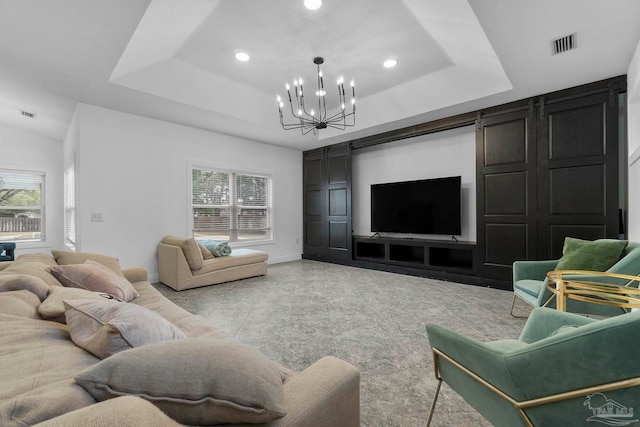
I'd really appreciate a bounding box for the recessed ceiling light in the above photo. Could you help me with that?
[304,0,322,10]
[383,59,398,68]
[235,51,250,62]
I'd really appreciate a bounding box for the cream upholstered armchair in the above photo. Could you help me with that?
[511,239,640,317]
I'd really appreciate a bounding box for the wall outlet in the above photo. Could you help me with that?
[91,213,103,222]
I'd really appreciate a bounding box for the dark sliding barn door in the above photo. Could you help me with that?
[477,85,621,283]
[303,143,352,261]
[476,106,538,281]
[537,91,620,259]
[303,149,325,257]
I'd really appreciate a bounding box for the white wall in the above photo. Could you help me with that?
[0,123,64,254]
[352,125,476,242]
[69,104,302,280]
[628,39,640,241]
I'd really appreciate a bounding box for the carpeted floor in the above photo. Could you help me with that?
[153,259,531,426]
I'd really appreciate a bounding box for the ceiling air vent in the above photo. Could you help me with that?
[20,110,37,119]
[552,33,577,55]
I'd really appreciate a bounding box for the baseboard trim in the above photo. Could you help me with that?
[268,254,302,264]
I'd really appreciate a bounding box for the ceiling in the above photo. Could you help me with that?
[1,0,640,151]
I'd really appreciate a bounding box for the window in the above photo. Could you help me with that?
[0,170,45,242]
[192,167,272,243]
[64,160,76,249]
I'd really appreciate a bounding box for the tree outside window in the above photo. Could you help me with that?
[192,168,271,242]
[0,170,44,242]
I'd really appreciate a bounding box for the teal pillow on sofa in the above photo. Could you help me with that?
[197,240,232,257]
[555,237,628,271]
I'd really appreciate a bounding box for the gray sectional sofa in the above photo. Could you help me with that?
[0,251,360,426]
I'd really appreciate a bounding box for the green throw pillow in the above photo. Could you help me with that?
[555,237,628,271]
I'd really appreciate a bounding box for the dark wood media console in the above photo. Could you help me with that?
[354,235,475,273]
[350,235,514,289]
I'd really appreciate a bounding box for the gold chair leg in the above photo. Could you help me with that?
[510,294,529,318]
[426,378,443,427]
[511,289,558,318]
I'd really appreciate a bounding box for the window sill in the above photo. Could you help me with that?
[230,239,275,249]
[9,241,51,250]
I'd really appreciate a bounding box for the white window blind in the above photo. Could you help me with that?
[64,161,76,249]
[192,167,271,242]
[0,170,45,242]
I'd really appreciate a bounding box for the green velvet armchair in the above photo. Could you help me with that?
[426,308,640,427]
[511,241,640,317]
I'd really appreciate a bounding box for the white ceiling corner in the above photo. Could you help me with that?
[110,0,220,80]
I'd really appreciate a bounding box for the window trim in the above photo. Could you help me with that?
[188,160,275,247]
[0,167,46,244]
[64,157,76,250]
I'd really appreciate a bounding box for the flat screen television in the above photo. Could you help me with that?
[371,176,461,235]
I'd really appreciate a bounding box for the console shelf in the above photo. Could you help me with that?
[354,236,475,274]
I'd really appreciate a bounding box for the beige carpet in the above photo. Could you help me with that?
[154,259,531,426]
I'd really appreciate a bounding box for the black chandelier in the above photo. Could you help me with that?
[277,57,356,135]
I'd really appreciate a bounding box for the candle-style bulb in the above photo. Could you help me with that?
[285,83,290,91]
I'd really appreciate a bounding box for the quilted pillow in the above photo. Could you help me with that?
[39,286,123,323]
[75,338,286,425]
[49,260,139,301]
[555,237,628,271]
[64,298,185,359]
